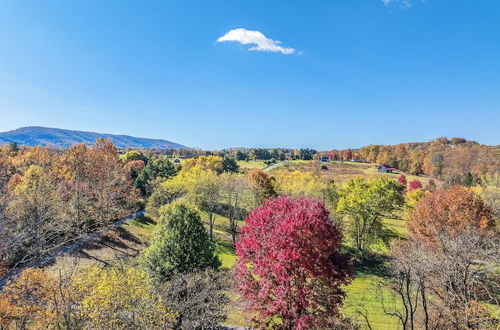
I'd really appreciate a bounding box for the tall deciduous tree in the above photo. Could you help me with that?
[247,169,276,206]
[54,143,94,233]
[188,169,221,241]
[71,266,175,329]
[235,197,351,329]
[0,139,137,275]
[185,155,224,174]
[384,230,499,329]
[337,177,404,253]
[220,173,248,246]
[6,165,60,264]
[406,186,493,242]
[87,138,136,225]
[0,268,64,328]
[160,269,230,329]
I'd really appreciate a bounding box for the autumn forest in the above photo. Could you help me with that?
[0,136,498,329]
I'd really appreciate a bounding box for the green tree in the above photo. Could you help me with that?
[8,142,19,154]
[234,150,247,161]
[462,171,480,187]
[299,148,317,160]
[337,177,404,253]
[186,169,221,241]
[135,157,177,195]
[140,202,220,284]
[222,154,239,173]
[121,150,145,163]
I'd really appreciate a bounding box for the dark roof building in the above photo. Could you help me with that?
[378,164,397,173]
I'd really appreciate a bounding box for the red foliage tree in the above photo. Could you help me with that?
[408,179,422,192]
[397,174,407,187]
[343,149,352,161]
[235,197,351,329]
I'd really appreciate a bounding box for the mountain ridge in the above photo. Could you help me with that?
[0,126,188,149]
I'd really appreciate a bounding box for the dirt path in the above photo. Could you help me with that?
[263,160,287,171]
[0,210,145,289]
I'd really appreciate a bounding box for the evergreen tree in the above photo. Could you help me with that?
[222,154,239,173]
[140,202,220,284]
[9,142,19,153]
[135,157,177,195]
[234,150,247,161]
[462,171,479,187]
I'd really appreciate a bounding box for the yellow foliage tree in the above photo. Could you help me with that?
[71,266,176,329]
[274,170,325,199]
[183,155,223,174]
[403,188,428,219]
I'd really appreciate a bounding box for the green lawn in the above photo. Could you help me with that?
[121,215,157,239]
[384,217,407,237]
[342,273,401,329]
[206,212,241,269]
[237,160,267,170]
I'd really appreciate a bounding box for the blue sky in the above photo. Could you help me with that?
[0,0,499,150]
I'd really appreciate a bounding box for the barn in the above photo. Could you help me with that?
[378,164,397,173]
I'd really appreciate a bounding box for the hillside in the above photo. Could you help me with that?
[0,126,187,149]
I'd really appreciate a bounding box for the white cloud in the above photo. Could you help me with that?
[217,28,296,55]
[382,0,413,7]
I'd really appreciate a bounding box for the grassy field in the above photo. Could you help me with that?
[363,166,433,187]
[271,160,436,189]
[339,215,407,329]
[342,272,401,329]
[237,160,267,170]
[270,160,373,184]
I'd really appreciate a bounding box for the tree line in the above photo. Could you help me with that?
[322,137,499,186]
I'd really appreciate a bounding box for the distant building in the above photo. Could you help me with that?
[378,164,397,173]
[320,156,329,162]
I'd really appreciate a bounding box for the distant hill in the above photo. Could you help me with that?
[0,126,188,149]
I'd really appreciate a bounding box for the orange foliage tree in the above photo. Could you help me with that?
[247,169,276,206]
[0,268,66,328]
[406,186,494,241]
